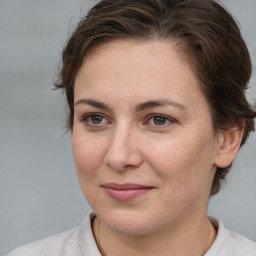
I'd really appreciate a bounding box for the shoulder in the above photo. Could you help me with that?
[227,230,256,256]
[7,213,99,256]
[207,217,256,256]
[7,226,82,256]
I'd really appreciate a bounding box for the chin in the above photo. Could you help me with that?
[96,206,171,237]
[96,207,163,237]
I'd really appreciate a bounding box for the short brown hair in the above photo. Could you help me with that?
[55,0,256,195]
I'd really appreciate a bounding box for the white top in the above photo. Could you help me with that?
[7,213,256,256]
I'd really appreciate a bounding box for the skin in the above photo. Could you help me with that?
[72,40,243,256]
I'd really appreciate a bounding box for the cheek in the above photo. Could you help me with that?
[72,133,109,211]
[72,132,106,180]
[146,132,216,191]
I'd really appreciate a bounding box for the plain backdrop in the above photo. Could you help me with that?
[0,0,255,255]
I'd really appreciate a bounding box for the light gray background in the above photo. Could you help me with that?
[0,0,255,255]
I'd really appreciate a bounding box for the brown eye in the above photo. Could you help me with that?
[90,115,103,124]
[146,114,175,127]
[82,113,109,126]
[152,116,167,125]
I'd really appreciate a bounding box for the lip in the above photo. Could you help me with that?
[102,183,154,201]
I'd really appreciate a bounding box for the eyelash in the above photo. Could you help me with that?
[145,113,175,127]
[80,113,109,128]
[80,113,176,129]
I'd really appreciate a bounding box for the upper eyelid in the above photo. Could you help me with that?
[146,113,176,121]
[81,112,108,120]
[148,113,171,118]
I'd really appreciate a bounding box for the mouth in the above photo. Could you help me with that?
[102,183,154,201]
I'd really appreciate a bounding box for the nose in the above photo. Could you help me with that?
[104,125,143,172]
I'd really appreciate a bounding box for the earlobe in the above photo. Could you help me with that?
[214,124,245,168]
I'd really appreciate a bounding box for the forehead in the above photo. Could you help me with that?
[75,41,199,94]
[76,40,195,89]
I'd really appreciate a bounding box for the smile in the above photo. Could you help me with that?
[102,183,154,201]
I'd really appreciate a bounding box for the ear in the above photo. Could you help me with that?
[214,123,245,168]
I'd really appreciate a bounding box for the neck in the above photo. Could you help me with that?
[92,214,217,256]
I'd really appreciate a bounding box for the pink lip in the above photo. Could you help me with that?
[102,183,154,201]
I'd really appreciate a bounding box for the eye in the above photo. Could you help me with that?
[146,114,175,127]
[152,116,167,125]
[81,113,109,127]
[89,115,104,124]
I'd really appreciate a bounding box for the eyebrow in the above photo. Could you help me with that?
[74,98,111,111]
[74,98,187,112]
[135,99,188,112]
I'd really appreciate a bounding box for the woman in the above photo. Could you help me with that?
[8,0,256,255]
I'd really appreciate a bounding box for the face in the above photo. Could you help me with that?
[73,40,220,237]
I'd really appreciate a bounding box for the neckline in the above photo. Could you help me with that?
[78,213,226,256]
